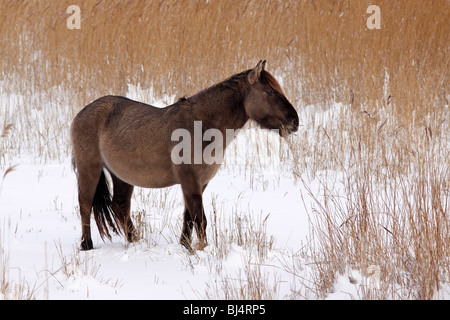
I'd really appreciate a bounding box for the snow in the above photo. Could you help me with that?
[0,153,313,299]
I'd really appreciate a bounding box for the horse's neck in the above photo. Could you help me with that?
[190,84,249,132]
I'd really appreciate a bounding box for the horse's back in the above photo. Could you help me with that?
[73,95,158,123]
[71,95,166,141]
[71,96,180,188]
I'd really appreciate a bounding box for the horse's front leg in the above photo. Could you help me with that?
[181,191,208,251]
[180,207,194,252]
[194,199,208,250]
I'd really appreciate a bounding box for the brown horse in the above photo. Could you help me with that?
[71,61,299,252]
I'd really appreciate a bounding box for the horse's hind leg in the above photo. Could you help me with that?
[110,173,137,243]
[76,162,103,250]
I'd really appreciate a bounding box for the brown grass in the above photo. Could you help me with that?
[2,1,448,109]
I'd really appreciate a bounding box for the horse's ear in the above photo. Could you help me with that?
[247,60,266,85]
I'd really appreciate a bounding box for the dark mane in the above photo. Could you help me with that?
[186,71,248,103]
[186,69,284,104]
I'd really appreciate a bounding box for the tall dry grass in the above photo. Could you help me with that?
[2,1,448,107]
[299,101,449,298]
[1,0,448,299]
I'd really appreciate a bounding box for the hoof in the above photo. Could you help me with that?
[180,237,195,254]
[126,231,140,243]
[195,240,208,251]
[80,238,93,251]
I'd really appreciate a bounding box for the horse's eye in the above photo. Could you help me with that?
[265,90,274,96]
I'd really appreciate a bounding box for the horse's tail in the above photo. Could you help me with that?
[92,170,122,240]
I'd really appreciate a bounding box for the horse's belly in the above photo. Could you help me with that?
[102,150,177,188]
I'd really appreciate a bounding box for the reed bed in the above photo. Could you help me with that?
[2,0,448,109]
[1,0,448,299]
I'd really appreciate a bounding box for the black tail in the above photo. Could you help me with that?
[92,170,122,240]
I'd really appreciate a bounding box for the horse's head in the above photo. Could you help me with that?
[244,60,299,138]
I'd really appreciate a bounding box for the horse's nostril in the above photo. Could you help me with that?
[292,118,299,127]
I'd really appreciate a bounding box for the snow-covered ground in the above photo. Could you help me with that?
[0,155,310,299]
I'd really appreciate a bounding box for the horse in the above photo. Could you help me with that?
[70,60,299,252]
